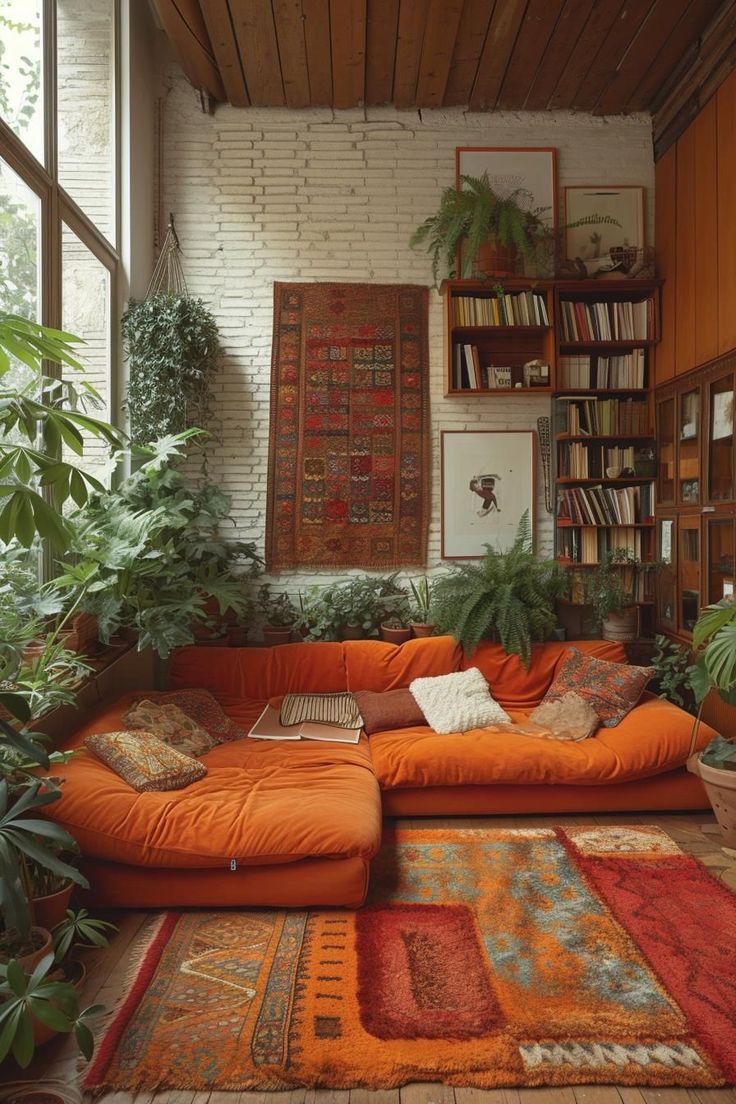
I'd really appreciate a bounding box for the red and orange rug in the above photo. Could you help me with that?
[84,825,736,1092]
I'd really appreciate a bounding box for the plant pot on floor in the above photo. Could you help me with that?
[32,880,74,931]
[0,927,53,973]
[696,758,736,847]
[262,625,293,647]
[602,606,639,642]
[32,960,87,1048]
[380,623,411,644]
[409,622,435,638]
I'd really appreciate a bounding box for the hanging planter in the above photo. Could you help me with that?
[122,217,223,445]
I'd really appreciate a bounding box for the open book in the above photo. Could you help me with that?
[248,704,362,744]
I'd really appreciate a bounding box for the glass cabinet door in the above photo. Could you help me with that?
[678,387,700,504]
[708,518,736,603]
[678,517,701,634]
[709,375,735,502]
[657,396,676,504]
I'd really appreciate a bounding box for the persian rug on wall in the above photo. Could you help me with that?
[265,282,430,569]
[84,825,736,1093]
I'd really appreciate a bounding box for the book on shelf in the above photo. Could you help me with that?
[558,351,646,388]
[559,298,652,343]
[558,396,651,436]
[454,291,549,327]
[558,442,638,479]
[556,482,655,527]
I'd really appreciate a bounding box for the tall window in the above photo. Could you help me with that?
[0,0,119,448]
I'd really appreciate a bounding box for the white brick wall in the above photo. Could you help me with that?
[161,69,655,591]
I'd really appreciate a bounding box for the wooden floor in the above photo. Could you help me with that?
[13,812,736,1104]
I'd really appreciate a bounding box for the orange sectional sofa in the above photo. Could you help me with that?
[47,637,713,909]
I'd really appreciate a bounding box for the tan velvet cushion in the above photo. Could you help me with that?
[529,691,600,741]
[85,731,207,792]
[122,700,215,758]
[353,689,426,736]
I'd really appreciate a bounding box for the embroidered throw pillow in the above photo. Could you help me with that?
[541,647,654,728]
[409,668,510,734]
[353,689,427,736]
[529,691,600,741]
[131,689,244,742]
[121,700,215,758]
[85,731,207,792]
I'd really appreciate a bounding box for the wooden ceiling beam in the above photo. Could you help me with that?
[547,0,627,110]
[302,0,333,106]
[229,0,285,105]
[497,0,565,110]
[199,0,249,106]
[469,0,529,111]
[571,0,657,113]
[330,0,367,107]
[414,0,464,108]
[624,0,722,112]
[393,0,427,108]
[152,0,225,101]
[522,0,594,109]
[444,0,496,106]
[365,0,400,104]
[272,0,311,107]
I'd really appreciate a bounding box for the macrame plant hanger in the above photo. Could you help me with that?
[146,213,187,298]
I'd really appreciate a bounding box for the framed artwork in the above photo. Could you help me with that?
[563,185,645,263]
[456,147,557,274]
[441,430,536,559]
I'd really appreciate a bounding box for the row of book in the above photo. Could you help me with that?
[558,443,639,480]
[558,397,651,436]
[452,344,550,390]
[557,482,655,527]
[453,292,549,328]
[559,298,652,343]
[558,351,646,389]
[557,526,652,566]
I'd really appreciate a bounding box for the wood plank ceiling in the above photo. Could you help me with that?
[153,0,735,152]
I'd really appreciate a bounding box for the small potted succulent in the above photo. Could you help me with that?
[257,585,298,646]
[408,577,436,638]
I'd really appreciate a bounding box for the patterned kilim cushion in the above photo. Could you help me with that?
[541,646,654,727]
[121,700,215,758]
[131,689,244,743]
[85,731,207,792]
[279,692,363,729]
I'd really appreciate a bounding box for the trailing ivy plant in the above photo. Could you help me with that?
[431,511,566,665]
[122,292,223,445]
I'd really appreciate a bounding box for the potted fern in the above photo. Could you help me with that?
[431,512,566,665]
[410,172,617,283]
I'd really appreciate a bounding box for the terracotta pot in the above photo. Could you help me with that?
[380,624,411,644]
[21,640,48,664]
[696,758,736,847]
[340,624,365,641]
[262,625,294,647]
[32,880,74,931]
[602,606,639,642]
[476,240,518,278]
[409,622,435,638]
[4,927,54,974]
[32,961,86,1048]
[59,612,98,654]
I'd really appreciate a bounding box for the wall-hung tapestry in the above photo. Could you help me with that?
[266,283,430,569]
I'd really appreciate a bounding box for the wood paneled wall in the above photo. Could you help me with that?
[655,69,736,385]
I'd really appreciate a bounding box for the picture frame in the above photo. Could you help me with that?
[563,185,645,265]
[441,430,536,559]
[455,147,557,275]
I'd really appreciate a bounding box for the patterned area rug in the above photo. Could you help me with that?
[84,826,736,1092]
[265,282,430,569]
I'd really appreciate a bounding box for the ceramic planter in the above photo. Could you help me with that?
[409,622,435,638]
[602,606,639,642]
[696,758,736,847]
[380,623,411,644]
[262,625,294,647]
[59,612,98,654]
[5,926,54,974]
[340,624,365,641]
[476,240,518,278]
[32,880,74,931]
[32,961,87,1048]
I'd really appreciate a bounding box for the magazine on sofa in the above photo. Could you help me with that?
[248,705,362,743]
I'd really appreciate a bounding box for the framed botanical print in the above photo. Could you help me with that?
[563,185,645,262]
[441,430,536,559]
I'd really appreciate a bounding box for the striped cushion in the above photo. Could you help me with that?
[279,692,363,729]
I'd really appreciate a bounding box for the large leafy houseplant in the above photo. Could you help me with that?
[122,292,223,445]
[431,512,566,665]
[689,598,736,750]
[62,435,262,658]
[410,172,616,284]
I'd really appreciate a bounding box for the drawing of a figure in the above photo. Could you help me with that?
[469,474,501,517]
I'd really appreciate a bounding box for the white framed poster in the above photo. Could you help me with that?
[456,147,557,226]
[441,430,536,559]
[563,185,645,261]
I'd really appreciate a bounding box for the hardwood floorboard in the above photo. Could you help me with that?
[22,814,733,1103]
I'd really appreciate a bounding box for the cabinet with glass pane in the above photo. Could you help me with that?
[654,353,736,640]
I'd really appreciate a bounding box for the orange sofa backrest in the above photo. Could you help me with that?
[169,642,348,700]
[462,639,627,710]
[343,635,462,692]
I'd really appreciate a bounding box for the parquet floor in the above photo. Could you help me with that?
[13,812,736,1104]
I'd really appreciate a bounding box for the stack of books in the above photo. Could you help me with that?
[556,482,655,527]
[453,291,549,327]
[558,351,646,388]
[559,299,652,342]
[559,396,651,436]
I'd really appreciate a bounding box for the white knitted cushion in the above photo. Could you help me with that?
[409,667,510,734]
